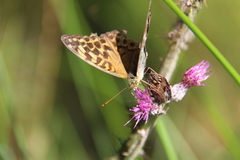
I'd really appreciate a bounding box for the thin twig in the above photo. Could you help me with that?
[160,0,204,79]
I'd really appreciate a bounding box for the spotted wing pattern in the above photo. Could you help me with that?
[61,30,140,79]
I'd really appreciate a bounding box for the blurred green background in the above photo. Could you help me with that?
[0,0,239,159]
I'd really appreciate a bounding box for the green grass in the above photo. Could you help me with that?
[164,0,240,84]
[0,0,239,159]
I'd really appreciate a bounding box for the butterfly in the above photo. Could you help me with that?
[61,0,152,90]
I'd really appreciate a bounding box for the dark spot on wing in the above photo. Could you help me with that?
[87,43,93,48]
[84,37,90,42]
[92,48,100,55]
[94,41,101,49]
[83,46,91,52]
[100,39,106,44]
[102,51,109,59]
[103,45,112,51]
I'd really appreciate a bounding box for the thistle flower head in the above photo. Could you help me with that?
[172,60,212,101]
[182,60,211,88]
[125,88,158,128]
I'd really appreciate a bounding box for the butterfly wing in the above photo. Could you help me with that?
[130,0,152,88]
[61,30,134,79]
[109,30,140,78]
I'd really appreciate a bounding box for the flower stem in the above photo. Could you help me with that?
[160,0,203,80]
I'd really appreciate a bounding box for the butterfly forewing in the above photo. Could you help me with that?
[131,0,152,88]
[61,30,140,79]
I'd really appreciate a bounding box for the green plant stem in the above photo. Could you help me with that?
[163,0,240,85]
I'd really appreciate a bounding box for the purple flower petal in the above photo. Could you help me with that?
[171,60,212,101]
[182,60,211,88]
[125,88,158,128]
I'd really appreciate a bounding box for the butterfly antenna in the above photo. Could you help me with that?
[102,87,128,106]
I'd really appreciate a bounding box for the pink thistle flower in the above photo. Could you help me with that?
[124,88,158,128]
[182,60,211,88]
[125,60,211,128]
[172,60,212,101]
